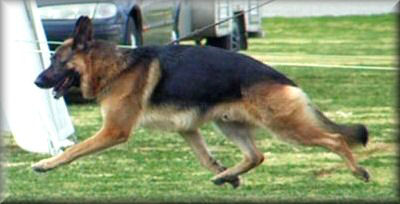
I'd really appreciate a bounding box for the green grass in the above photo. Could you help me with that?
[2,14,398,202]
[247,14,397,67]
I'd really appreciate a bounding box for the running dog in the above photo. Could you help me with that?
[33,16,370,188]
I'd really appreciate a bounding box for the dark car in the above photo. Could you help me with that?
[37,0,180,50]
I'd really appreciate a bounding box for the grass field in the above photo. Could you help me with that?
[2,14,398,202]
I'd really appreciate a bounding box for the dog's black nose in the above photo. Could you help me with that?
[34,76,51,88]
[34,77,44,88]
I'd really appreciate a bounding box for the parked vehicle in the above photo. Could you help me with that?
[37,0,179,50]
[178,0,262,50]
[37,0,262,50]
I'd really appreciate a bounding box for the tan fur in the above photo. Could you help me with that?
[234,83,366,179]
[140,106,200,131]
[205,101,251,123]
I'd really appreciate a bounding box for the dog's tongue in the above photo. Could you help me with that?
[53,89,64,99]
[52,71,81,99]
[52,77,72,99]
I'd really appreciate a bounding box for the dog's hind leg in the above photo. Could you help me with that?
[180,130,240,188]
[244,84,369,181]
[211,121,264,187]
[309,135,370,181]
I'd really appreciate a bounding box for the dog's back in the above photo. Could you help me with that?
[129,45,296,110]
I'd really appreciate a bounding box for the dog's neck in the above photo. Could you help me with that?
[92,47,133,100]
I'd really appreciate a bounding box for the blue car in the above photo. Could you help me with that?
[37,0,180,50]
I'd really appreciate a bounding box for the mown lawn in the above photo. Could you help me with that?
[2,14,398,203]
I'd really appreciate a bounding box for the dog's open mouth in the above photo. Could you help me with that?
[52,71,80,99]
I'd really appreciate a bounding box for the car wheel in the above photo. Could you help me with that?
[206,20,241,51]
[233,11,248,50]
[126,17,142,48]
[231,18,241,51]
[206,35,232,50]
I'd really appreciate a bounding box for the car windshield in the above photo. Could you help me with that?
[39,3,117,20]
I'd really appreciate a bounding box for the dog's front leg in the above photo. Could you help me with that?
[32,100,141,172]
[32,128,127,172]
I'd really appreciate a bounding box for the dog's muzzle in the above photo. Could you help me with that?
[34,69,81,99]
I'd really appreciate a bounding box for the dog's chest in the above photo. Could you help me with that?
[139,106,200,131]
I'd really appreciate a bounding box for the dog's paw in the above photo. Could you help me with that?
[227,176,241,188]
[211,175,241,189]
[353,166,370,182]
[31,159,53,173]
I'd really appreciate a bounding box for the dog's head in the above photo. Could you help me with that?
[34,16,94,99]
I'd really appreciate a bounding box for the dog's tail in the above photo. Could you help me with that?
[312,108,369,147]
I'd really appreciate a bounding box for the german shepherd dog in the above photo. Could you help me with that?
[33,16,370,187]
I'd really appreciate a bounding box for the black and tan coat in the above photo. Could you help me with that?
[33,16,370,188]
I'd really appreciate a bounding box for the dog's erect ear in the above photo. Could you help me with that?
[72,16,93,50]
